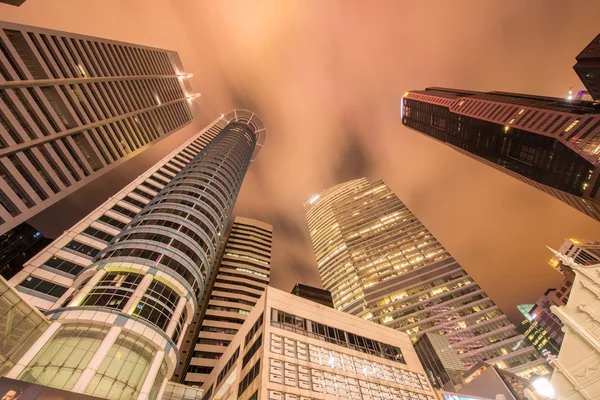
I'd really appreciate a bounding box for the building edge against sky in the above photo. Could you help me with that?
[3,110,265,400]
[401,87,600,222]
[199,286,437,400]
[304,178,550,384]
[179,216,272,386]
[0,21,198,236]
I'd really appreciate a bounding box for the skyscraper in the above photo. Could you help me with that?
[181,216,272,386]
[574,33,600,101]
[401,87,600,221]
[0,21,197,236]
[4,110,265,400]
[305,178,550,381]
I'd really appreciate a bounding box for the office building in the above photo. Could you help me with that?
[547,249,600,399]
[0,222,53,279]
[182,216,272,386]
[199,286,436,400]
[574,33,600,101]
[401,87,600,221]
[305,178,550,381]
[291,283,334,308]
[3,110,266,400]
[0,21,197,236]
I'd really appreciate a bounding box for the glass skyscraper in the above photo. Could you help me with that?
[0,21,197,236]
[305,178,550,381]
[401,87,600,221]
[4,110,265,400]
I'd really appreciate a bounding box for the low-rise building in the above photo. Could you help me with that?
[200,286,437,400]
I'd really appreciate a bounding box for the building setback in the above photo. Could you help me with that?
[574,33,600,101]
[199,286,436,400]
[0,21,197,236]
[401,87,600,221]
[4,110,265,400]
[305,178,550,382]
[291,283,335,308]
[180,216,272,387]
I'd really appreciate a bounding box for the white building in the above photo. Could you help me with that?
[200,286,437,400]
[547,248,600,399]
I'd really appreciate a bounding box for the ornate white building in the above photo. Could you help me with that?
[548,248,600,399]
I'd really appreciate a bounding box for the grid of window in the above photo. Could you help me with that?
[64,240,101,258]
[271,309,405,363]
[18,275,68,297]
[81,272,142,310]
[0,23,194,234]
[133,280,179,330]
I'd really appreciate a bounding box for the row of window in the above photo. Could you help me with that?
[115,231,206,267]
[130,217,212,256]
[210,295,256,307]
[18,275,67,298]
[271,309,405,363]
[82,226,114,243]
[238,359,261,398]
[243,333,263,368]
[64,240,101,258]
[245,313,264,346]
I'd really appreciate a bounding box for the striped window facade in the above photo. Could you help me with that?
[0,22,196,235]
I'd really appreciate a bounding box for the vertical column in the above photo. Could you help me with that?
[165,296,187,337]
[136,351,166,400]
[124,273,154,314]
[71,326,122,393]
[5,322,61,379]
[68,269,106,307]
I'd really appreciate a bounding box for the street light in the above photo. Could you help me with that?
[524,376,555,400]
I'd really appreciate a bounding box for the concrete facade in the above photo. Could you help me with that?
[200,286,437,400]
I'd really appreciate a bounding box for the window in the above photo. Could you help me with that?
[82,226,114,242]
[187,366,214,374]
[193,351,223,360]
[242,334,262,367]
[18,276,68,297]
[98,214,126,229]
[216,347,240,387]
[238,359,260,397]
[43,256,84,276]
[197,338,231,347]
[245,313,264,346]
[110,204,137,218]
[64,240,100,258]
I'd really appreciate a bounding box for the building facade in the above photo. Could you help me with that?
[574,33,600,101]
[401,87,600,221]
[305,178,550,380]
[4,110,265,400]
[547,249,600,399]
[182,216,272,387]
[199,286,436,400]
[0,222,53,279]
[0,21,197,236]
[291,283,334,308]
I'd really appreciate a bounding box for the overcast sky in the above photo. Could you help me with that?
[5,0,600,323]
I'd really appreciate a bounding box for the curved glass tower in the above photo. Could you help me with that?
[6,110,265,400]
